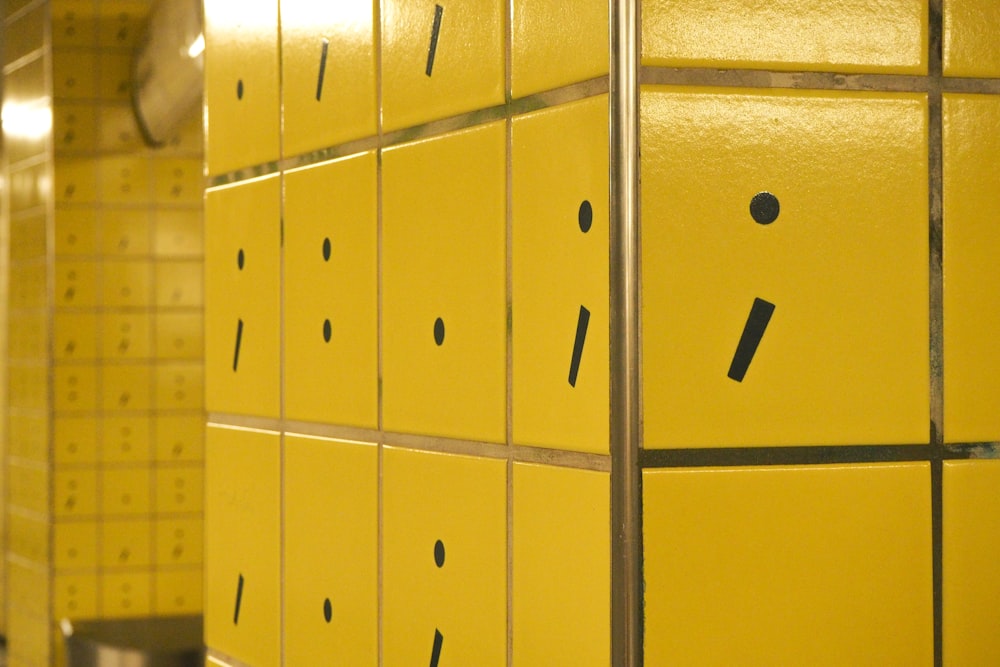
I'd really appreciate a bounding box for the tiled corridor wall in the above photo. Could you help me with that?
[201,1,996,666]
[3,1,205,666]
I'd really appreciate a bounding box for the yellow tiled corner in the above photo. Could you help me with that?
[943,94,1000,443]
[281,0,377,155]
[383,447,506,665]
[944,0,1000,77]
[205,175,281,417]
[54,521,98,570]
[204,0,279,174]
[511,0,608,98]
[512,463,609,665]
[54,573,98,618]
[381,0,504,131]
[102,416,151,463]
[643,463,933,665]
[101,365,152,412]
[155,466,204,514]
[641,87,929,447]
[100,520,152,568]
[155,363,204,411]
[54,468,96,518]
[382,122,506,443]
[101,571,152,618]
[641,0,926,74]
[155,569,203,615]
[156,518,203,566]
[284,435,378,665]
[943,460,1000,664]
[284,153,378,427]
[155,416,205,462]
[101,467,152,515]
[512,95,609,453]
[205,425,281,667]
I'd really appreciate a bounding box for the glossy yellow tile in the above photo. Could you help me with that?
[383,447,506,666]
[205,175,280,417]
[54,574,98,618]
[512,95,609,453]
[155,313,203,360]
[944,0,1000,77]
[155,363,204,411]
[55,417,97,465]
[54,521,98,569]
[54,209,97,256]
[643,463,933,665]
[642,0,926,74]
[284,153,377,427]
[52,50,98,98]
[943,460,1000,664]
[10,414,48,463]
[54,259,98,308]
[512,463,609,665]
[511,0,608,98]
[101,313,152,360]
[154,210,203,257]
[204,0,279,174]
[943,94,1000,443]
[54,103,98,153]
[101,210,152,256]
[101,365,152,412]
[155,569,203,615]
[54,469,97,518]
[153,158,203,204]
[8,513,48,563]
[54,313,98,361]
[205,426,281,667]
[156,518,203,566]
[102,259,152,308]
[155,466,204,514]
[281,0,376,155]
[102,416,151,463]
[9,562,48,619]
[97,156,151,204]
[13,213,49,261]
[382,123,506,442]
[155,260,203,308]
[9,464,48,516]
[102,571,152,618]
[155,416,205,462]
[284,435,377,666]
[54,366,97,412]
[641,87,929,447]
[381,0,504,131]
[101,468,152,515]
[100,520,152,568]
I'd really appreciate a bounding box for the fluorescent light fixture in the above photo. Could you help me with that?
[187,33,205,59]
[1,101,52,140]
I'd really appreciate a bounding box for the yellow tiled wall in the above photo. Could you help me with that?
[3,1,205,665]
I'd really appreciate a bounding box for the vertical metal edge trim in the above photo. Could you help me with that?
[609,0,640,666]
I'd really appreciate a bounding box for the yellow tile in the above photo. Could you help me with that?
[7,5,45,63]
[156,518,204,566]
[54,208,98,256]
[54,521,98,569]
[381,0,504,131]
[53,103,98,152]
[54,366,98,412]
[281,0,377,155]
[641,87,929,447]
[9,561,49,620]
[102,259,152,308]
[55,417,97,465]
[382,123,506,442]
[55,259,98,307]
[205,425,281,667]
[512,463,609,665]
[512,95,609,453]
[101,312,153,360]
[8,513,49,563]
[156,466,204,514]
[13,213,48,262]
[11,161,49,211]
[511,0,608,98]
[155,416,205,462]
[284,435,378,665]
[642,0,926,74]
[9,364,47,412]
[55,573,98,618]
[383,447,506,665]
[10,312,47,361]
[9,263,47,312]
[55,312,98,361]
[643,463,933,665]
[9,463,48,516]
[51,0,97,46]
[155,569,203,615]
[101,467,151,515]
[156,313,204,360]
[101,571,152,618]
[943,460,1000,664]
[101,210,152,256]
[54,468,97,517]
[53,50,98,97]
[12,414,50,463]
[943,94,1000,443]
[155,260,203,307]
[153,158,203,204]
[97,156,151,203]
[944,0,1000,77]
[97,1,149,48]
[98,53,132,101]
[6,613,50,666]
[284,153,377,427]
[155,210,204,257]
[205,175,281,417]
[101,365,153,412]
[102,416,151,463]
[204,0,279,174]
[100,520,152,568]
[155,363,204,411]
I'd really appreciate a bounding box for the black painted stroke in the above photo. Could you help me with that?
[727,298,775,382]
[429,629,444,667]
[233,319,244,372]
[316,38,329,101]
[569,305,591,387]
[426,5,444,76]
[233,573,244,625]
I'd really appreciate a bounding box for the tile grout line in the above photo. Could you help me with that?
[504,0,515,662]
[276,0,287,661]
[374,0,385,663]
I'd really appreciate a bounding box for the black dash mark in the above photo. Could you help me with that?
[323,597,332,623]
[433,318,445,346]
[727,298,775,382]
[316,38,330,101]
[426,5,444,77]
[568,305,591,387]
[434,539,445,567]
[233,319,244,372]
[233,574,244,625]
[429,629,444,667]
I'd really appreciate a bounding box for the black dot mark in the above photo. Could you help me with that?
[322,237,332,261]
[433,318,445,346]
[323,319,332,343]
[237,248,245,270]
[426,5,444,76]
[323,598,332,623]
[578,200,593,233]
[236,79,244,100]
[434,539,445,567]
[727,297,776,383]
[749,192,780,225]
